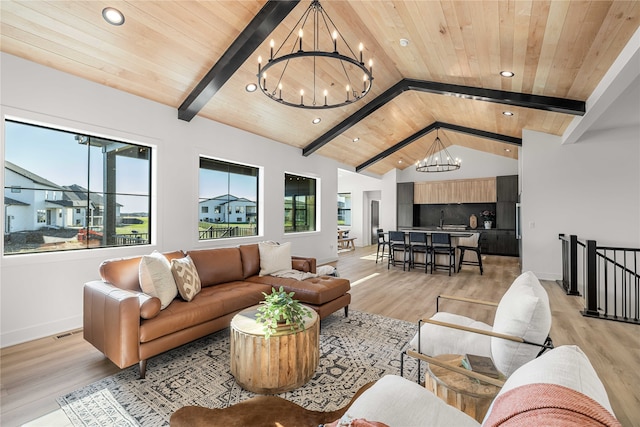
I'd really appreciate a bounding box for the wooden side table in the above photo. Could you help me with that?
[230,305,319,394]
[425,354,502,423]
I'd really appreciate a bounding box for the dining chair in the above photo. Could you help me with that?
[408,232,430,273]
[375,229,390,264]
[388,231,410,270]
[430,233,455,276]
[457,233,483,275]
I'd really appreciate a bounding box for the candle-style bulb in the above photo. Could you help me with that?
[298,29,303,51]
[332,30,338,51]
[323,89,328,105]
[278,83,283,99]
[369,59,373,74]
[270,39,274,60]
[359,42,363,63]
[300,89,304,105]
[346,84,350,101]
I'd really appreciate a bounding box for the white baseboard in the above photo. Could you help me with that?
[0,315,82,348]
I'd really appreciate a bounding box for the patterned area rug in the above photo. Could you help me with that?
[58,310,420,426]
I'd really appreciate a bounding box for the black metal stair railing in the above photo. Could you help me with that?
[558,234,639,325]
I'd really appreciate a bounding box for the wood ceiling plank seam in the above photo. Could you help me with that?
[482,0,503,89]
[420,1,457,82]
[439,0,471,84]
[545,0,595,98]
[178,0,300,122]
[444,0,478,86]
[510,0,534,94]
[498,0,516,92]
[466,1,492,88]
[568,1,640,98]
[521,0,552,94]
[531,0,571,96]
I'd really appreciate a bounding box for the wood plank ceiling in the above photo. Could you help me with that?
[1,1,639,175]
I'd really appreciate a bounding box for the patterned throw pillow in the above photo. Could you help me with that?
[171,255,202,301]
[139,251,178,309]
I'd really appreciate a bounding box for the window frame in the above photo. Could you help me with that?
[198,156,260,241]
[3,119,153,255]
[284,172,318,234]
[337,192,352,226]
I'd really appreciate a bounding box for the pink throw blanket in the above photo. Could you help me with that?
[483,383,621,427]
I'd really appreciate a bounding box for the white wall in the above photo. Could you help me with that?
[397,145,518,182]
[521,127,640,280]
[0,53,343,347]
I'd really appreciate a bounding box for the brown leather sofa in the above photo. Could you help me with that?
[83,243,350,378]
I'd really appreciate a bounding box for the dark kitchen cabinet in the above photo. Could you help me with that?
[497,175,518,202]
[397,182,414,228]
[496,175,518,230]
[479,229,518,257]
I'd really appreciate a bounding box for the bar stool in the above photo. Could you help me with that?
[388,231,410,271]
[408,232,430,273]
[375,229,390,264]
[457,233,483,275]
[430,232,455,276]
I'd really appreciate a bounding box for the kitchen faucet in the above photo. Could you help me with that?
[439,210,444,229]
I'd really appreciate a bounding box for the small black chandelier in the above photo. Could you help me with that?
[257,0,373,109]
[415,129,462,173]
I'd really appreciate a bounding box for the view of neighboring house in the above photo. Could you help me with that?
[4,160,119,233]
[199,194,256,224]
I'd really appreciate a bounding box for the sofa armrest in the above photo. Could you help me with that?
[291,256,316,274]
[83,280,141,369]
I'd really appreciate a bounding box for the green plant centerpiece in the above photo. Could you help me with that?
[255,286,313,339]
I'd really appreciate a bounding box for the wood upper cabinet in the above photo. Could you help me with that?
[414,177,496,204]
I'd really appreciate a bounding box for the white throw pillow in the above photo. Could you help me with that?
[258,241,292,276]
[491,271,552,376]
[139,251,178,309]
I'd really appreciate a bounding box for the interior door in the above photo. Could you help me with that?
[371,200,379,245]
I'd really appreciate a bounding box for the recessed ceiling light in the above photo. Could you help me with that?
[245,83,257,92]
[102,7,125,26]
[500,70,515,78]
[399,38,410,47]
[398,160,403,164]
[312,117,321,124]
[502,111,514,116]
[505,148,511,152]
[352,137,360,142]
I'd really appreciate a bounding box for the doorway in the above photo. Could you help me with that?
[371,200,379,244]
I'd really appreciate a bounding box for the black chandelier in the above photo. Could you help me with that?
[257,0,373,109]
[415,129,462,173]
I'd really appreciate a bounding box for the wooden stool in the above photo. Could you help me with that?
[230,306,319,394]
[424,354,502,422]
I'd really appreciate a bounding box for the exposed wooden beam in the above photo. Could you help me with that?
[178,1,299,122]
[355,122,522,173]
[304,78,584,157]
[302,80,408,156]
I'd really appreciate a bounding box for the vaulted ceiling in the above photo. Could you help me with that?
[2,1,638,175]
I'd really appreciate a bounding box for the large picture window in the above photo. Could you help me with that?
[284,173,317,233]
[3,120,152,255]
[337,193,351,226]
[199,157,259,240]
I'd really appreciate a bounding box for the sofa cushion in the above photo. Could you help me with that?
[188,247,244,287]
[344,375,479,427]
[239,244,261,278]
[139,281,271,342]
[139,251,179,309]
[245,275,350,305]
[409,312,492,357]
[171,255,202,301]
[100,250,184,291]
[258,241,292,276]
[491,271,552,376]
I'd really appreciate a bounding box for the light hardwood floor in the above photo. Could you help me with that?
[1,246,639,426]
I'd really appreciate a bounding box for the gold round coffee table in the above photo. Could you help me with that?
[230,305,319,394]
[425,354,502,422]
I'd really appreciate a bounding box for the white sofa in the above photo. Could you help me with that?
[340,345,620,426]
